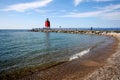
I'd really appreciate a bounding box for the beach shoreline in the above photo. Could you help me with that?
[0,31,120,80]
[18,32,120,80]
[82,33,120,80]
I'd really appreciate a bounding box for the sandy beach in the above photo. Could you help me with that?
[83,33,120,80]
[18,32,120,80]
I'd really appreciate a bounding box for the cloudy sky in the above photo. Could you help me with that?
[0,0,120,29]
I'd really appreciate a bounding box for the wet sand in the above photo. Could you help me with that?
[19,33,119,80]
[83,33,120,80]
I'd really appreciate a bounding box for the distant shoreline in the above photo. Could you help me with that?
[0,28,120,32]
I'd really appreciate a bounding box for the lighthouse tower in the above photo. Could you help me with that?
[45,18,50,29]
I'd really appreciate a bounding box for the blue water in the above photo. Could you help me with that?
[0,30,113,73]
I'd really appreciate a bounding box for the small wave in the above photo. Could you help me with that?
[69,48,91,61]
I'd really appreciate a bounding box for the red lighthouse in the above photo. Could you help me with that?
[45,18,50,29]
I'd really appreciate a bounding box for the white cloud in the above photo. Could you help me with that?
[34,9,51,13]
[74,0,83,6]
[74,0,112,6]
[3,0,53,12]
[99,4,120,11]
[62,4,120,20]
[62,11,103,17]
[101,12,120,20]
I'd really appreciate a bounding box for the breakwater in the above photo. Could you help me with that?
[30,28,120,35]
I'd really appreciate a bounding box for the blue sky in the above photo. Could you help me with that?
[0,0,120,29]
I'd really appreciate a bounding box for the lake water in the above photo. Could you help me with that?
[0,30,113,74]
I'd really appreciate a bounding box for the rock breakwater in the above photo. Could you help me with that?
[30,28,120,35]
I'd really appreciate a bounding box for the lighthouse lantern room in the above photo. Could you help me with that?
[45,18,50,29]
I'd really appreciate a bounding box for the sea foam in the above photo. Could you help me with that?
[69,48,90,61]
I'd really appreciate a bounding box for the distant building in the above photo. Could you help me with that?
[45,18,50,29]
